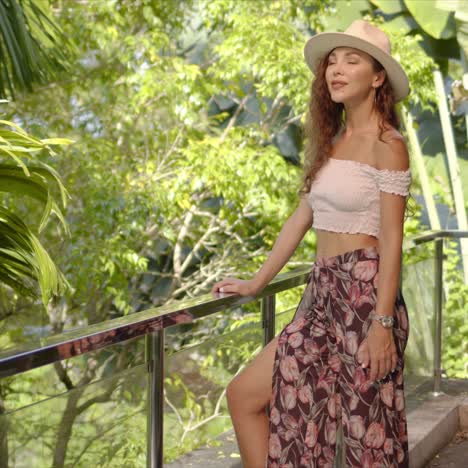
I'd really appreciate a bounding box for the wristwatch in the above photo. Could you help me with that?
[370,313,394,329]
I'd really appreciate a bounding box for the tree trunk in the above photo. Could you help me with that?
[52,386,85,468]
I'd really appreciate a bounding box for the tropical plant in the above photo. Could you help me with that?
[0,116,72,307]
[0,0,74,308]
[0,0,74,98]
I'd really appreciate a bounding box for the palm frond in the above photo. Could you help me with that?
[0,0,75,98]
[0,163,70,233]
[0,118,73,306]
[0,120,75,171]
[0,205,70,306]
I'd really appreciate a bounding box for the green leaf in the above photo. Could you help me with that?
[0,0,75,98]
[384,13,419,35]
[404,0,456,39]
[0,164,70,233]
[370,0,406,15]
[0,205,69,306]
[322,0,370,31]
[40,137,75,145]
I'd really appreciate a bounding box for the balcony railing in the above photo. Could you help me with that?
[0,229,466,467]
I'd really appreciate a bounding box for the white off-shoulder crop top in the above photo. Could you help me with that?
[306,158,412,238]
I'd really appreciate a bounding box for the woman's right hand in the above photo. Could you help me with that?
[211,277,262,297]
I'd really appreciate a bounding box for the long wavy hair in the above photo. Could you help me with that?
[298,50,416,221]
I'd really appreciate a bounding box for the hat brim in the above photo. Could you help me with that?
[304,32,409,102]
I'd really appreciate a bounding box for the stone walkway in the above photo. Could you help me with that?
[166,430,241,468]
[425,429,468,467]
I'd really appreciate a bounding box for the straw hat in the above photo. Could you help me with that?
[304,19,409,102]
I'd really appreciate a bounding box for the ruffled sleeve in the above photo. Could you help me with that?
[375,168,411,196]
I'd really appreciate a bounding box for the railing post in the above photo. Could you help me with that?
[262,295,276,346]
[432,238,444,396]
[146,329,165,467]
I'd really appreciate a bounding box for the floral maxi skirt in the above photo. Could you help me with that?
[266,246,409,468]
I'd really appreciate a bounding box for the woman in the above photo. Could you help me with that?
[212,20,412,468]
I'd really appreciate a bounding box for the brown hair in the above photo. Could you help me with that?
[298,50,416,221]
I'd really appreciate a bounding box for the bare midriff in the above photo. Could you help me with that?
[315,229,379,259]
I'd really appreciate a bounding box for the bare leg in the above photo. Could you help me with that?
[226,335,279,468]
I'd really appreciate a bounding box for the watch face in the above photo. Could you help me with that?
[382,317,393,327]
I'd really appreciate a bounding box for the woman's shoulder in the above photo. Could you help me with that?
[375,125,405,145]
[373,126,409,171]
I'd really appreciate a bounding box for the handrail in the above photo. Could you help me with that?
[0,229,465,379]
[402,228,467,247]
[1,229,466,468]
[0,268,311,378]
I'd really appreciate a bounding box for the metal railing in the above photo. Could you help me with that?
[0,229,466,467]
[401,230,467,395]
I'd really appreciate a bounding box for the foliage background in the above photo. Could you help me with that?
[0,0,467,466]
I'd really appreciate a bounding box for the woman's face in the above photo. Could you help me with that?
[325,46,383,104]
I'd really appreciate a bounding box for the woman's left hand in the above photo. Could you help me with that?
[358,321,398,382]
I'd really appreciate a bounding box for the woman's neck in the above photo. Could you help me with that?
[342,95,381,136]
